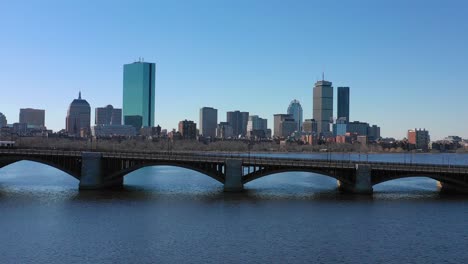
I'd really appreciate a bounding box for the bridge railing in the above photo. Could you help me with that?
[2,149,468,174]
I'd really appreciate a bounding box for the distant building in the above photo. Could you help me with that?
[66,92,91,137]
[13,123,28,136]
[199,107,218,138]
[0,113,6,128]
[227,111,249,138]
[313,79,333,135]
[337,87,350,122]
[274,114,296,138]
[347,121,369,136]
[95,105,122,125]
[91,125,136,138]
[19,108,45,128]
[367,125,381,141]
[124,115,143,132]
[287,99,303,131]
[178,120,197,140]
[216,122,234,139]
[303,119,317,134]
[357,135,368,145]
[123,61,156,128]
[247,115,268,139]
[333,119,347,137]
[140,125,161,137]
[408,129,430,150]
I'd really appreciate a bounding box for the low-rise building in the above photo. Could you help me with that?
[91,125,136,138]
[408,129,430,150]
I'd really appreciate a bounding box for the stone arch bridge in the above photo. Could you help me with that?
[1,149,468,194]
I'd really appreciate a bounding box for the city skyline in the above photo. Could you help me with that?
[1,1,467,140]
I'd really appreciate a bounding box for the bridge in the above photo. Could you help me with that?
[1,149,468,194]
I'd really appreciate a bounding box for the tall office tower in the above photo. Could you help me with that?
[95,105,122,125]
[273,114,296,138]
[178,120,197,140]
[0,112,7,128]
[199,107,218,138]
[66,92,91,137]
[313,78,333,135]
[287,99,303,131]
[226,111,249,138]
[337,87,350,122]
[123,61,156,128]
[19,108,45,128]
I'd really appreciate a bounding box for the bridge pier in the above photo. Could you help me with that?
[79,152,123,190]
[438,181,468,194]
[224,159,244,192]
[338,164,373,194]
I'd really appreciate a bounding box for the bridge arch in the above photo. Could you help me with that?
[0,156,81,180]
[106,162,225,184]
[243,167,349,185]
[371,173,465,187]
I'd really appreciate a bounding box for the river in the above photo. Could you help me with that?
[0,153,467,263]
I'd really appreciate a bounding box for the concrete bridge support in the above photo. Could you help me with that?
[79,152,123,190]
[224,159,244,192]
[338,164,373,194]
[438,181,468,194]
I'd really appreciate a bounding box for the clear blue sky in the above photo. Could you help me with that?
[1,0,467,140]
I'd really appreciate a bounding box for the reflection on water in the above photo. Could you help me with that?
[0,158,467,264]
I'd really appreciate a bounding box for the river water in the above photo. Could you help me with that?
[0,153,467,263]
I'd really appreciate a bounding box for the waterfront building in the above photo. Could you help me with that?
[66,92,91,137]
[408,129,430,150]
[199,107,218,138]
[95,105,122,125]
[287,99,303,131]
[216,122,234,139]
[367,125,381,141]
[347,121,369,136]
[313,79,333,135]
[303,119,317,134]
[337,87,350,122]
[357,135,368,145]
[123,61,156,128]
[247,115,268,139]
[333,118,348,136]
[273,114,296,138]
[19,108,45,128]
[0,113,6,128]
[91,125,136,138]
[226,111,249,138]
[178,120,197,140]
[12,123,28,136]
[140,126,162,137]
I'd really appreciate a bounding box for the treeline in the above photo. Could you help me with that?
[5,137,429,153]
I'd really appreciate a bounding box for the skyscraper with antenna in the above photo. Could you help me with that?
[123,61,156,129]
[313,76,333,136]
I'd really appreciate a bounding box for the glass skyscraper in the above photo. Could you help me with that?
[123,61,156,128]
[287,99,303,131]
[337,87,350,122]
